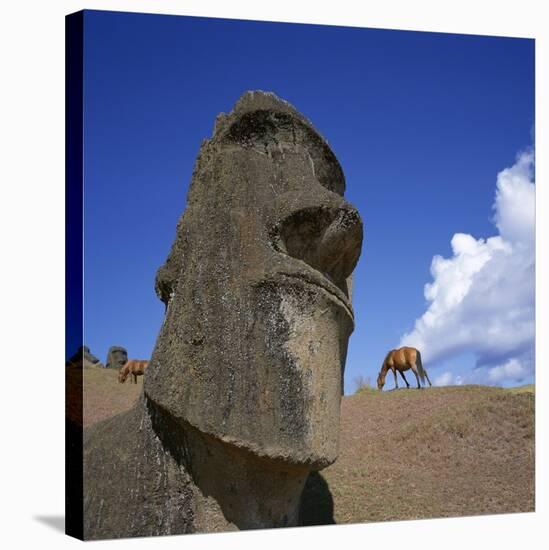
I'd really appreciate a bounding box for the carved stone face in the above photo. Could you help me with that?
[106,346,128,370]
[146,92,363,469]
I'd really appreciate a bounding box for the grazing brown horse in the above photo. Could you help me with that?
[376,347,432,390]
[118,360,149,384]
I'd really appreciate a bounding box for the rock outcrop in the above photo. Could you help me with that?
[84,91,363,539]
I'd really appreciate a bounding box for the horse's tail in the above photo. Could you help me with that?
[416,350,426,385]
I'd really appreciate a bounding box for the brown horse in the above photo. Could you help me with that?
[118,360,149,384]
[376,347,432,390]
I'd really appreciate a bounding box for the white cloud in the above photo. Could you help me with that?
[400,150,535,386]
[494,151,535,245]
[434,371,453,386]
[488,357,530,384]
[433,358,531,387]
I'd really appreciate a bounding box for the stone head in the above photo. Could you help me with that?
[145,91,363,469]
[107,346,128,370]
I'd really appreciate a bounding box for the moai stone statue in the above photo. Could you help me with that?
[105,345,128,370]
[66,345,104,368]
[83,91,363,539]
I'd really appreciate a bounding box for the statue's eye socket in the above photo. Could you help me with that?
[272,206,362,293]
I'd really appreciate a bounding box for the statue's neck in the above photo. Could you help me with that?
[145,396,310,531]
[190,431,309,529]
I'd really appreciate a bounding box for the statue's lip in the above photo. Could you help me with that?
[275,270,354,320]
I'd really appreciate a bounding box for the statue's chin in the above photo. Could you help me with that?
[218,434,339,471]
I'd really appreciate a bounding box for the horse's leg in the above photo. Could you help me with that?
[424,369,433,387]
[393,368,399,389]
[411,365,421,389]
[399,370,411,388]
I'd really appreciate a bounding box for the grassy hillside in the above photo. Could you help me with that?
[84,365,143,426]
[319,385,534,523]
[78,367,534,522]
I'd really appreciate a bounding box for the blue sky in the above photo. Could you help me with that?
[81,10,534,393]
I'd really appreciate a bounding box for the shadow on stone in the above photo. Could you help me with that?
[34,515,65,533]
[299,471,335,525]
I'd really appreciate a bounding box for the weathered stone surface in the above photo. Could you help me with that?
[84,91,363,539]
[105,346,128,370]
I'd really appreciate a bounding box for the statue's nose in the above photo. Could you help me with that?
[316,207,363,283]
[275,205,363,287]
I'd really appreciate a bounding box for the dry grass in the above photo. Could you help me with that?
[67,364,143,427]
[323,385,534,523]
[506,384,535,394]
[78,368,535,523]
[353,375,376,394]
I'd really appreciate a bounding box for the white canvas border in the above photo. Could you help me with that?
[0,1,545,549]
